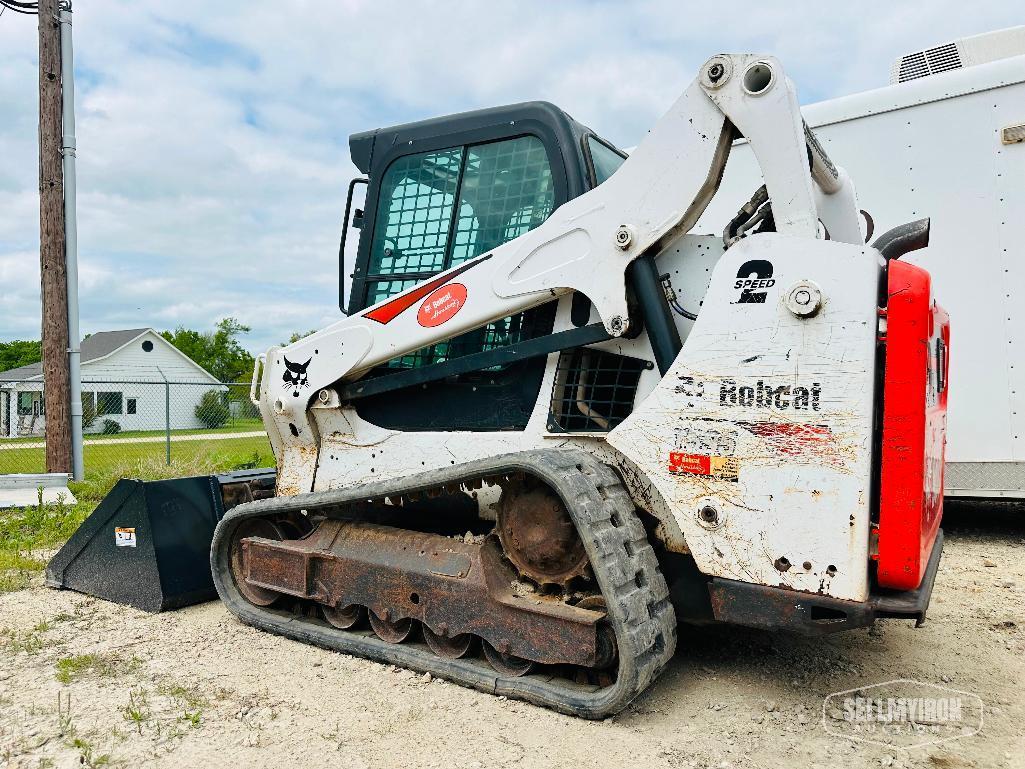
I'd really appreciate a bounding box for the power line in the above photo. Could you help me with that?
[0,1,39,15]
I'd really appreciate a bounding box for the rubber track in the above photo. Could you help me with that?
[210,448,676,718]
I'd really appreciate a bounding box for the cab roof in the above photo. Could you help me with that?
[348,101,599,176]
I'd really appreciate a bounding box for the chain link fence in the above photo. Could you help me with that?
[0,379,273,481]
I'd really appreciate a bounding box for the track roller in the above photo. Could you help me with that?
[322,604,364,630]
[483,641,535,677]
[423,627,475,659]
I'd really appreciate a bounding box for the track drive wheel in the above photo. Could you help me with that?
[497,480,590,589]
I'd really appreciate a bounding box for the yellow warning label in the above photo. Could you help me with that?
[668,452,739,481]
[115,527,137,548]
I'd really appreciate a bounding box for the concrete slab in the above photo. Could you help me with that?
[0,473,77,508]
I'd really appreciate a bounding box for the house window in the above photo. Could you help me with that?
[17,392,34,416]
[126,398,137,415]
[97,392,123,416]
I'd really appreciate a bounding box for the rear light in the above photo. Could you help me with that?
[877,260,949,590]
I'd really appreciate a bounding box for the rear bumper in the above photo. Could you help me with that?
[707,529,944,635]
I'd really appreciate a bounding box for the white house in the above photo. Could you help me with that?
[0,328,225,438]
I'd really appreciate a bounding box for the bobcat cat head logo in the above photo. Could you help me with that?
[282,356,311,397]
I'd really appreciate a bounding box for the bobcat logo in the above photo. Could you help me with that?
[282,356,311,397]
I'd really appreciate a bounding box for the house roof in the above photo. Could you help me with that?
[0,329,218,382]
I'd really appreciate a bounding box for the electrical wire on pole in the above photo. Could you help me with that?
[0,0,40,15]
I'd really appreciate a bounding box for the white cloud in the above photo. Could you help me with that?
[0,0,1020,353]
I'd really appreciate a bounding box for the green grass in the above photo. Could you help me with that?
[0,434,271,475]
[0,440,275,594]
[121,687,151,734]
[0,417,265,446]
[2,623,50,654]
[159,681,207,726]
[55,652,134,684]
[0,550,46,594]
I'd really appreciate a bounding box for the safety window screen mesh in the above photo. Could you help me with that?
[365,135,556,371]
[368,148,462,277]
[450,137,554,264]
[549,349,648,432]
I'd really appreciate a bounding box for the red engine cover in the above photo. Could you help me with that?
[877,260,950,590]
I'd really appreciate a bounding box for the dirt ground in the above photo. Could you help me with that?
[1,502,1022,769]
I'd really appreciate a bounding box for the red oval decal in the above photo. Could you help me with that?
[417,283,467,327]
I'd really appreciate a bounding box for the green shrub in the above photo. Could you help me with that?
[81,397,96,429]
[100,419,121,435]
[233,398,261,420]
[195,390,229,429]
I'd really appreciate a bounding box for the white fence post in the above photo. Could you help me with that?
[157,367,170,465]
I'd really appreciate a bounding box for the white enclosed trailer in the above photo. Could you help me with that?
[694,27,1025,499]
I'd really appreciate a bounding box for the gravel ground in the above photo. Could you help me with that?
[1,501,1022,769]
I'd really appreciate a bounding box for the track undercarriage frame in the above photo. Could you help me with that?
[212,449,676,718]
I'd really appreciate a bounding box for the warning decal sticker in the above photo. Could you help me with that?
[115,527,137,548]
[668,452,740,482]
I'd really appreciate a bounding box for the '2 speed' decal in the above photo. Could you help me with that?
[733,259,775,304]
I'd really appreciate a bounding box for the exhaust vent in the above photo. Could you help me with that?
[548,349,648,433]
[889,27,1025,84]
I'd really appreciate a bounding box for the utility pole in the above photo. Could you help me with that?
[37,0,72,474]
[59,3,83,481]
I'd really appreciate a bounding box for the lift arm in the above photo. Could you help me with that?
[259,53,860,450]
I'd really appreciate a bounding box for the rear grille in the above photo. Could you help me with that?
[548,348,649,433]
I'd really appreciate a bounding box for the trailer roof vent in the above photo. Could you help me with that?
[890,26,1025,84]
[894,43,961,83]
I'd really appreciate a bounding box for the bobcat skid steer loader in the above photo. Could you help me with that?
[55,52,951,718]
[210,53,950,717]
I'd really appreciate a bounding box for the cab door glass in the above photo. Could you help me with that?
[587,136,626,186]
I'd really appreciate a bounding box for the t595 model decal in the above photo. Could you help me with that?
[668,421,740,482]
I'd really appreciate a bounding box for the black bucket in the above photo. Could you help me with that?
[45,468,275,612]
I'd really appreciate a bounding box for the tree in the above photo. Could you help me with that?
[0,340,42,373]
[284,330,318,345]
[161,318,255,383]
[195,390,230,429]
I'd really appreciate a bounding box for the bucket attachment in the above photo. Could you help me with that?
[45,468,275,612]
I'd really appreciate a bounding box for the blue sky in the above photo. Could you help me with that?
[0,0,1020,353]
